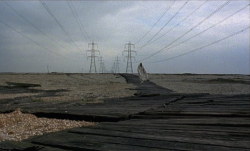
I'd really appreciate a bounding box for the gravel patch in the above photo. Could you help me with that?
[0,109,95,142]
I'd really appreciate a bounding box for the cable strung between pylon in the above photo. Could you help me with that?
[167,3,250,51]
[67,1,90,41]
[71,2,91,41]
[5,2,71,53]
[40,0,82,51]
[139,0,230,62]
[144,0,208,48]
[139,1,189,49]
[135,0,176,45]
[151,26,250,63]
[146,3,250,62]
[0,20,68,59]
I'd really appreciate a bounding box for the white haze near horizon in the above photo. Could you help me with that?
[0,0,249,74]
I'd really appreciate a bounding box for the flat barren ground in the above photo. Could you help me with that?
[0,73,135,142]
[0,73,249,143]
[149,74,250,95]
[0,73,136,102]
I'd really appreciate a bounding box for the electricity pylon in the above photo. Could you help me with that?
[114,56,120,73]
[46,65,50,73]
[123,42,136,73]
[99,56,105,73]
[111,61,115,73]
[87,41,99,73]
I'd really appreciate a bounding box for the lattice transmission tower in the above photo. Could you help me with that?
[87,41,99,73]
[98,56,105,73]
[123,42,136,73]
[114,56,120,73]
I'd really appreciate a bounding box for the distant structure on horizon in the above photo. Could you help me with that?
[98,56,105,73]
[123,42,136,73]
[87,41,100,73]
[112,56,120,73]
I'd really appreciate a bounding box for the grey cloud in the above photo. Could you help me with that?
[0,1,249,74]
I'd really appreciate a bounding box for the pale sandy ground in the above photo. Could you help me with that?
[149,74,250,95]
[0,73,136,102]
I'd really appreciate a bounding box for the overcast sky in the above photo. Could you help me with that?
[0,0,249,74]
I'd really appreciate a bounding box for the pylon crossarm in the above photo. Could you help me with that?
[131,50,137,54]
[122,51,128,56]
[95,50,100,55]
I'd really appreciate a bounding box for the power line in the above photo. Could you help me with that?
[4,2,70,53]
[151,26,250,63]
[0,20,67,59]
[147,3,249,62]
[139,1,230,62]
[148,2,249,62]
[67,1,90,41]
[135,0,176,45]
[70,2,91,41]
[4,1,86,65]
[139,1,189,49]
[39,0,82,51]
[168,3,250,51]
[145,0,208,48]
